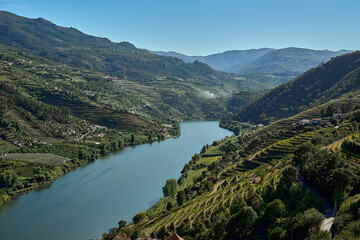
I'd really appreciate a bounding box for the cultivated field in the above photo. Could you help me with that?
[1,153,71,166]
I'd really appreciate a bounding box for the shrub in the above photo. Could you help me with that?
[133,212,147,224]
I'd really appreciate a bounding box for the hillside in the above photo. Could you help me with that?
[0,45,189,207]
[107,93,360,240]
[226,51,360,124]
[0,11,244,93]
[152,47,350,75]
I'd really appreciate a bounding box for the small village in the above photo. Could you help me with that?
[298,113,343,126]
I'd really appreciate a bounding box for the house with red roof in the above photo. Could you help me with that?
[166,233,184,240]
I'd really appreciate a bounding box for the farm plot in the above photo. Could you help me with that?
[1,153,71,166]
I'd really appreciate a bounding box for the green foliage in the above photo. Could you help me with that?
[268,226,286,240]
[294,143,357,201]
[335,220,360,239]
[166,201,174,211]
[162,178,178,198]
[177,190,187,206]
[226,206,258,239]
[117,220,127,229]
[308,230,331,240]
[342,139,360,155]
[279,166,298,189]
[302,208,325,228]
[132,212,147,224]
[264,199,286,222]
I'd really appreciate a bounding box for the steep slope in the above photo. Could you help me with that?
[108,95,360,240]
[228,51,360,123]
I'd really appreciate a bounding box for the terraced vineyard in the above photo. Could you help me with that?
[124,95,360,239]
[139,127,324,234]
[139,164,283,236]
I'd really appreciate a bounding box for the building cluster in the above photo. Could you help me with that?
[250,123,264,129]
[90,125,108,131]
[128,101,153,114]
[62,129,76,136]
[13,139,47,147]
[299,113,343,126]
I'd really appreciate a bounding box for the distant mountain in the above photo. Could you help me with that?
[151,48,274,71]
[227,51,360,123]
[234,47,352,75]
[150,51,200,63]
[152,48,351,75]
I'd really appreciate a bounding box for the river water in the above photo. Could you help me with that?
[0,121,231,240]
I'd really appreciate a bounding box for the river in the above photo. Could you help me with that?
[0,121,231,240]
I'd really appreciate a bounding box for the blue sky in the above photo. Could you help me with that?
[0,0,359,55]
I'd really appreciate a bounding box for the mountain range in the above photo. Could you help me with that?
[152,47,351,75]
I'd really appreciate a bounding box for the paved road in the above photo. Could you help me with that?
[297,166,335,233]
[321,217,335,232]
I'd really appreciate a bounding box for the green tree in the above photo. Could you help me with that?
[234,126,241,136]
[118,220,127,229]
[265,199,286,222]
[177,190,187,206]
[133,212,146,224]
[308,230,331,240]
[162,178,178,197]
[201,145,207,154]
[302,208,325,233]
[226,206,258,239]
[166,201,174,211]
[131,228,140,240]
[268,226,286,240]
[280,166,298,189]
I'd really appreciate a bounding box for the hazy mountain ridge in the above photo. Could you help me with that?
[152,47,351,75]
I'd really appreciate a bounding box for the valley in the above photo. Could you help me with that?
[0,8,359,240]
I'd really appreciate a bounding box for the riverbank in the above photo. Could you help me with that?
[0,121,231,240]
[0,124,181,208]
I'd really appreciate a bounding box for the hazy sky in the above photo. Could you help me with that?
[0,0,359,55]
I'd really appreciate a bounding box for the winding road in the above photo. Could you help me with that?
[297,166,335,233]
